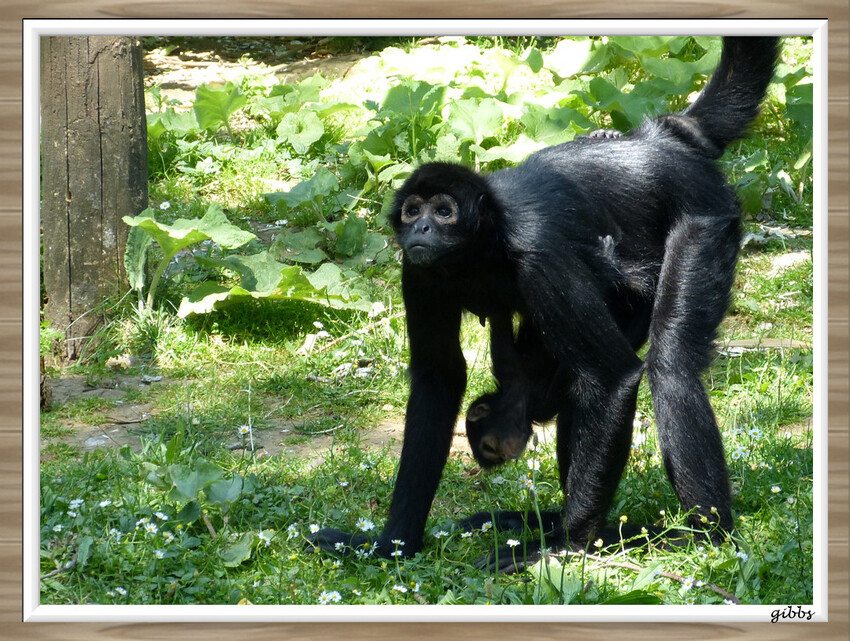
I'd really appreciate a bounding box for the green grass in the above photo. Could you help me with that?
[39,35,814,607]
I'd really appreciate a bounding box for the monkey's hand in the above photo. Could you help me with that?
[586,128,624,139]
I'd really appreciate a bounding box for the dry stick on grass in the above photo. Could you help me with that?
[313,312,406,354]
[41,556,78,579]
[201,511,218,539]
[566,550,741,604]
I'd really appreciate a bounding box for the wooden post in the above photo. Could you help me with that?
[40,36,148,362]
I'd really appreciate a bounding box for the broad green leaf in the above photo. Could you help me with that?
[285,264,369,311]
[124,225,153,293]
[206,475,254,505]
[521,104,594,145]
[785,82,813,139]
[432,133,461,161]
[196,252,290,298]
[123,204,256,259]
[76,535,94,568]
[608,36,689,58]
[193,82,247,132]
[631,559,665,590]
[220,532,255,567]
[257,90,300,122]
[177,259,372,317]
[311,102,362,119]
[276,111,325,154]
[304,261,345,291]
[143,462,169,489]
[363,233,390,264]
[262,167,339,210]
[381,80,446,120]
[292,74,328,102]
[351,126,400,168]
[177,282,235,317]
[583,77,659,129]
[377,161,412,183]
[271,228,328,265]
[776,64,809,89]
[529,557,583,604]
[147,109,200,139]
[361,148,394,174]
[166,461,223,502]
[601,590,664,605]
[470,136,545,164]
[161,109,201,137]
[735,174,768,215]
[336,214,368,257]
[447,98,504,145]
[545,38,594,78]
[640,52,720,93]
[146,114,167,142]
[577,41,617,75]
[175,500,201,524]
[742,149,770,172]
[523,47,545,73]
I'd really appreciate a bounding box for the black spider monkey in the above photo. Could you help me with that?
[309,36,781,570]
[465,230,638,469]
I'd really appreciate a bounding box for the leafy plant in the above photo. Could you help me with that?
[124,202,374,317]
[124,203,256,310]
[40,320,64,357]
[193,82,248,140]
[176,254,372,317]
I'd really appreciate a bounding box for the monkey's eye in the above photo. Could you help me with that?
[406,207,420,216]
[436,207,453,217]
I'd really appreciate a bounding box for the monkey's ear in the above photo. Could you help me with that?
[467,402,491,422]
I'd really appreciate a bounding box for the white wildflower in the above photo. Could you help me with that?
[356,518,375,532]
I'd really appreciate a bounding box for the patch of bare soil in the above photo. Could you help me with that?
[143,38,367,107]
[41,375,160,459]
[41,374,483,465]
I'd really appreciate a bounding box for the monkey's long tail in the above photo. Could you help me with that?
[681,36,781,158]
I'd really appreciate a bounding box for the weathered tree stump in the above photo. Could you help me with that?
[41,36,148,363]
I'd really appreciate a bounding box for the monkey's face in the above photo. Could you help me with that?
[394,193,465,266]
[465,393,533,468]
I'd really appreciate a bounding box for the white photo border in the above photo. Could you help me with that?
[23,18,828,623]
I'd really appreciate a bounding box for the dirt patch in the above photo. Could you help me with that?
[257,418,407,468]
[48,374,160,407]
[41,370,561,471]
[41,375,161,459]
[41,373,483,465]
[144,44,366,108]
[767,250,811,277]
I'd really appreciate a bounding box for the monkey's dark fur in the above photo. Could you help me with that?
[309,37,781,571]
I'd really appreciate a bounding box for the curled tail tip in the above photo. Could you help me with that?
[681,36,782,156]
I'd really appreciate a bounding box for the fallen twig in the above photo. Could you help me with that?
[567,550,741,604]
[201,511,218,539]
[41,556,78,579]
[314,312,405,354]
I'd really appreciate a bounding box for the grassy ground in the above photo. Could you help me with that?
[39,36,814,607]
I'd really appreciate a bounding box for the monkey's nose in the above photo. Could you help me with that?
[479,435,504,463]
